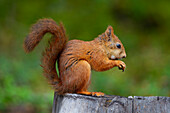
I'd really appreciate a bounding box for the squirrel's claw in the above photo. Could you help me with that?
[118,62,126,72]
[118,65,124,72]
[91,92,105,97]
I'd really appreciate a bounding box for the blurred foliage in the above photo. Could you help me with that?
[0,0,170,112]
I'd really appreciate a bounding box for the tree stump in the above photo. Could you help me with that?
[52,92,170,113]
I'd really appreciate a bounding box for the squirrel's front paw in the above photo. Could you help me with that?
[118,61,126,72]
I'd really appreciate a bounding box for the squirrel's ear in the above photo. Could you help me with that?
[105,25,114,41]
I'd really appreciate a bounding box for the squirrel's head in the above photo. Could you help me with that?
[99,26,126,60]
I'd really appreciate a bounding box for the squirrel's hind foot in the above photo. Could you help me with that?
[77,91,104,97]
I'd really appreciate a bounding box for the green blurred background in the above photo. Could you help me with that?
[0,0,170,113]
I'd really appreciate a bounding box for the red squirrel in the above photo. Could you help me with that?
[24,18,126,96]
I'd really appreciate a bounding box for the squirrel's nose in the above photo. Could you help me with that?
[122,55,126,58]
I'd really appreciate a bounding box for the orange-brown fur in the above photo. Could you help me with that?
[24,18,126,96]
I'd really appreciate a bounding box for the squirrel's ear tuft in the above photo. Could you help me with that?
[106,25,114,34]
[105,25,114,41]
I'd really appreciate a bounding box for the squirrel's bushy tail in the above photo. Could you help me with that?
[24,19,67,89]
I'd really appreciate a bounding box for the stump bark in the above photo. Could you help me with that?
[52,92,170,113]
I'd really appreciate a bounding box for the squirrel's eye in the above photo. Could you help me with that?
[116,43,121,49]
